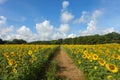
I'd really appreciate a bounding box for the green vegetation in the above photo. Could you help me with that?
[64,44,120,80]
[29,32,120,44]
[45,60,58,80]
[0,45,58,80]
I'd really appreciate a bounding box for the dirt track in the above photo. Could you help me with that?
[55,46,86,80]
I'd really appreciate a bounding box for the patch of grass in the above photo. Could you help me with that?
[45,60,58,80]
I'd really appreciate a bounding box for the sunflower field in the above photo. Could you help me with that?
[63,44,120,80]
[0,44,58,80]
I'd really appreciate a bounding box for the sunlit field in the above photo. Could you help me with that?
[0,44,120,80]
[63,44,120,80]
[0,45,58,80]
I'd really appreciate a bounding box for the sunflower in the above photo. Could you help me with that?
[98,58,106,66]
[113,54,119,59]
[88,56,93,62]
[93,54,98,60]
[28,50,33,55]
[10,51,16,57]
[107,75,112,80]
[13,68,17,74]
[86,53,91,59]
[118,56,120,60]
[82,54,87,59]
[8,59,14,66]
[105,63,118,73]
[3,53,9,58]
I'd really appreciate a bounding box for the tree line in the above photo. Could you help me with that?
[0,32,120,44]
[29,32,120,45]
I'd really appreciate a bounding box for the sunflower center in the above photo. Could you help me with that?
[109,64,115,70]
[100,60,104,63]
[114,54,118,58]
[94,55,97,58]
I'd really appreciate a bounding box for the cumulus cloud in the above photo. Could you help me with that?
[0,26,14,40]
[16,26,37,41]
[74,11,88,24]
[68,33,76,38]
[36,20,70,40]
[58,24,70,33]
[61,11,74,23]
[92,10,102,20]
[0,16,6,25]
[36,20,54,40]
[0,16,14,40]
[62,1,69,10]
[61,1,74,23]
[0,0,6,4]
[17,26,31,35]
[79,10,116,36]
[36,20,53,33]
[80,10,102,35]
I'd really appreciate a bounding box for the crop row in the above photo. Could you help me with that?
[63,44,120,80]
[0,45,58,80]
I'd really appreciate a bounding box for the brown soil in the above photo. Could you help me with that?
[55,46,86,80]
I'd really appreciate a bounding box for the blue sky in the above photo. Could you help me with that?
[0,0,120,41]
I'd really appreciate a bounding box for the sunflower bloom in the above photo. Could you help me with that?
[13,68,17,74]
[28,50,33,55]
[98,58,106,66]
[3,53,9,58]
[112,54,119,60]
[10,52,16,57]
[82,54,87,59]
[107,75,112,80]
[105,63,118,73]
[8,59,14,66]
[93,54,99,60]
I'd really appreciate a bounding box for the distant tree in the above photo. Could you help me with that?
[0,38,4,44]
[57,39,63,45]
[28,32,120,45]
[12,39,27,44]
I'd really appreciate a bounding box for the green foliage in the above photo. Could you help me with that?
[29,32,120,45]
[45,60,58,80]
[0,45,58,80]
[64,44,120,80]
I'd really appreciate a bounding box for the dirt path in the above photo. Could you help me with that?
[55,46,86,80]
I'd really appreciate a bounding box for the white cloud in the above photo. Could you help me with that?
[36,20,53,33]
[0,16,6,25]
[36,20,54,40]
[61,1,74,23]
[0,0,6,4]
[17,26,31,35]
[74,11,88,24]
[80,10,102,35]
[92,10,102,20]
[0,25,14,40]
[58,24,70,33]
[0,16,14,40]
[62,1,69,10]
[79,10,117,36]
[16,26,37,41]
[52,32,67,40]
[68,33,76,38]
[61,11,74,23]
